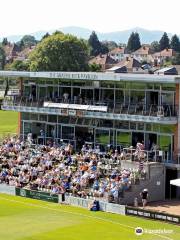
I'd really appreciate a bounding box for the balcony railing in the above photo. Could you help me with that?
[2,97,178,124]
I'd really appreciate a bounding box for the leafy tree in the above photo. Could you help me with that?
[0,46,5,70]
[172,53,180,65]
[2,38,8,46]
[150,41,160,53]
[100,42,109,54]
[101,41,118,51]
[8,60,29,71]
[53,30,63,35]
[41,32,50,41]
[127,32,141,52]
[89,63,101,72]
[20,35,37,47]
[29,33,89,71]
[88,31,102,56]
[170,34,180,52]
[159,32,170,51]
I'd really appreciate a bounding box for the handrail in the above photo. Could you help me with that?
[3,98,178,118]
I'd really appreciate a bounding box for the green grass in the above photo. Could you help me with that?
[0,110,18,137]
[0,194,179,240]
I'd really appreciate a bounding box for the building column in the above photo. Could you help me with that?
[17,113,21,136]
[174,84,180,162]
[177,170,180,198]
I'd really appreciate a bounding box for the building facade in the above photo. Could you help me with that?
[0,71,179,155]
[1,70,180,199]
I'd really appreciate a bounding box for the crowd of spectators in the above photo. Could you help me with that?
[0,136,146,203]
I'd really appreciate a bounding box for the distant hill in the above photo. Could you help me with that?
[1,26,176,44]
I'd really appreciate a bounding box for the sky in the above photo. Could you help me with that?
[0,0,180,36]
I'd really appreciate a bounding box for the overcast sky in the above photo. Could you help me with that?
[1,0,180,36]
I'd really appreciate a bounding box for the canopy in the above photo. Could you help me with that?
[170,179,180,187]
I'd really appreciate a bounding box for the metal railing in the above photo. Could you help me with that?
[121,147,169,163]
[2,97,178,118]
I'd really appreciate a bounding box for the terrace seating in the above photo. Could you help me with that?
[0,137,148,204]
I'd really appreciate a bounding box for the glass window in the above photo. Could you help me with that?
[160,125,175,134]
[130,83,146,89]
[161,92,174,105]
[115,82,124,89]
[30,114,38,121]
[73,80,85,86]
[39,115,47,122]
[39,86,47,99]
[62,126,74,140]
[162,84,175,91]
[95,129,110,145]
[137,123,144,130]
[21,113,30,120]
[130,123,136,130]
[118,121,129,129]
[24,122,32,135]
[152,124,160,132]
[101,81,114,88]
[130,91,145,104]
[116,131,131,147]
[158,135,172,151]
[116,90,124,103]
[48,115,57,123]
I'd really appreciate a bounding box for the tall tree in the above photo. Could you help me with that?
[102,41,118,51]
[100,42,109,54]
[150,41,160,53]
[0,46,5,70]
[127,32,141,52]
[2,38,8,46]
[29,33,89,71]
[172,53,180,65]
[170,34,180,52]
[159,32,170,51]
[88,31,102,56]
[41,32,50,41]
[20,35,37,47]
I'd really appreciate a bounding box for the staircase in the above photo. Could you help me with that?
[120,163,165,205]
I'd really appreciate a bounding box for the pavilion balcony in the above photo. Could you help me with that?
[2,98,178,124]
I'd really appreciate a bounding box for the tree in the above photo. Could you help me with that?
[88,31,102,56]
[172,53,180,65]
[150,41,160,53]
[2,38,8,46]
[159,32,170,51]
[0,46,5,70]
[41,32,50,41]
[8,60,29,71]
[127,32,141,52]
[100,42,109,54]
[29,33,89,71]
[89,63,101,72]
[20,35,37,47]
[170,34,180,52]
[101,41,118,51]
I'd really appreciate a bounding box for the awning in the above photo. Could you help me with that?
[170,179,180,187]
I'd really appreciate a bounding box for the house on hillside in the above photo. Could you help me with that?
[109,47,129,62]
[3,43,21,63]
[112,57,142,73]
[16,46,35,61]
[89,54,118,71]
[152,48,175,66]
[131,45,153,63]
